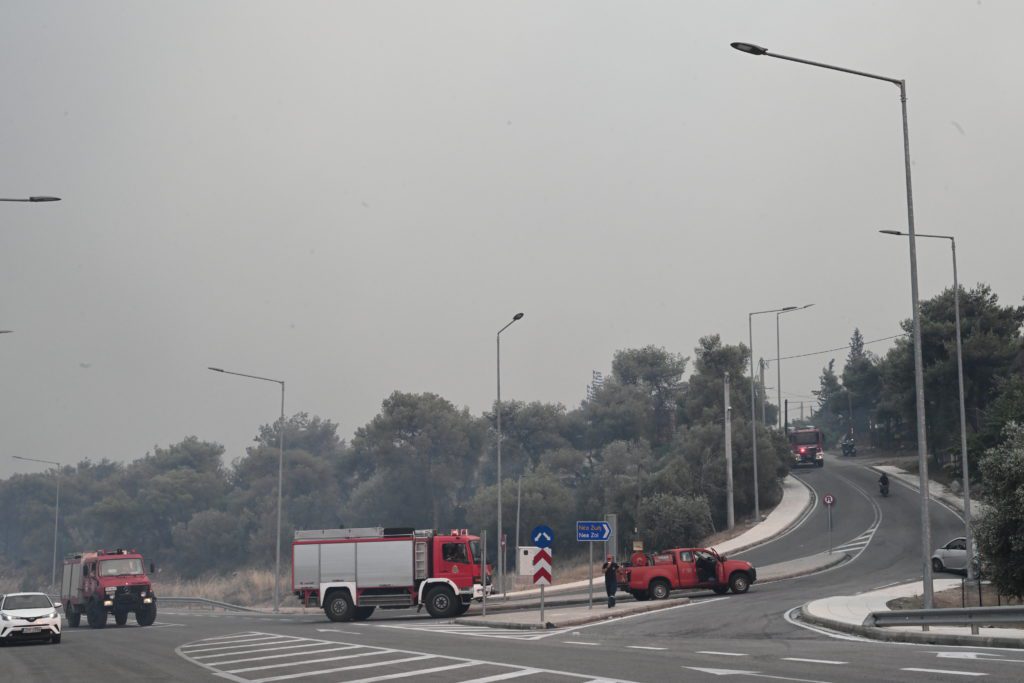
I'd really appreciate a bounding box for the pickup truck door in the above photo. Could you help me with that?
[677,551,698,587]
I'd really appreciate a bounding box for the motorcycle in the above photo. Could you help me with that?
[879,480,890,497]
[841,439,857,457]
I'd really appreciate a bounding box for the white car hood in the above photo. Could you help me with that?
[3,607,55,619]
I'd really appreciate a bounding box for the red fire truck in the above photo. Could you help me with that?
[60,549,157,629]
[292,527,490,622]
[789,426,826,468]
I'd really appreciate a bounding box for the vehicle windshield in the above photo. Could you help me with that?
[789,431,820,445]
[99,558,144,576]
[2,594,53,610]
[468,540,481,564]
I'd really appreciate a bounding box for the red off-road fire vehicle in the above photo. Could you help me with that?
[60,549,157,629]
[789,426,826,468]
[616,547,756,599]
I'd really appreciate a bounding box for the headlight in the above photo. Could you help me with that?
[0,613,12,621]
[48,611,58,619]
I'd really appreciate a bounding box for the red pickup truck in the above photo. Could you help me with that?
[616,548,756,600]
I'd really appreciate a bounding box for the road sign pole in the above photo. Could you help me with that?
[481,530,487,616]
[540,584,545,625]
[588,543,593,609]
[828,506,833,554]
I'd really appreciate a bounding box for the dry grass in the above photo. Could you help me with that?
[888,582,1022,610]
[154,569,278,607]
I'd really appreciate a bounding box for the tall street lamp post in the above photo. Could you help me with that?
[881,229,974,579]
[209,367,286,612]
[0,196,61,202]
[749,305,796,521]
[776,304,815,430]
[495,312,524,597]
[732,41,934,608]
[12,455,61,588]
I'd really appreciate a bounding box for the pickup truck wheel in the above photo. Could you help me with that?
[67,606,81,628]
[425,587,458,618]
[632,590,650,602]
[324,592,354,622]
[86,601,107,629]
[649,580,671,600]
[712,586,729,595]
[729,572,750,594]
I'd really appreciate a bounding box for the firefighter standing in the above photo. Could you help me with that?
[602,555,619,608]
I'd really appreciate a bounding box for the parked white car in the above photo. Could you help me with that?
[931,537,969,574]
[0,592,62,644]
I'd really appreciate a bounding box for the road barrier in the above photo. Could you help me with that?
[866,605,1024,628]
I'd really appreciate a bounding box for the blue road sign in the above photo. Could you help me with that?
[576,521,612,542]
[531,524,554,549]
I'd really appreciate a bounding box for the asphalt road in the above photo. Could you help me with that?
[5,453,1021,682]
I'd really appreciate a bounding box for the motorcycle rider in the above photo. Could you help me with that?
[878,471,890,494]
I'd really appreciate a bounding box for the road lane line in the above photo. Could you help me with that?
[193,642,335,660]
[251,654,434,682]
[782,658,847,665]
[226,649,396,674]
[696,651,749,656]
[563,641,600,646]
[344,661,477,683]
[183,636,302,653]
[901,668,986,676]
[457,670,540,683]
[204,645,362,666]
[627,646,667,651]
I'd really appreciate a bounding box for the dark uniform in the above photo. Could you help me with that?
[602,556,619,608]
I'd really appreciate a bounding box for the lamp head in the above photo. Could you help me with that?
[208,367,225,373]
[28,196,61,202]
[782,306,798,312]
[879,229,904,236]
[731,42,768,56]
[513,312,524,321]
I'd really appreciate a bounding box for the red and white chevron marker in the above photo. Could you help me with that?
[532,548,552,586]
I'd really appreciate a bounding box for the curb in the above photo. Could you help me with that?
[454,597,691,630]
[798,603,1024,649]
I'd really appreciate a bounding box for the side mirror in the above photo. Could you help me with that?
[54,602,62,610]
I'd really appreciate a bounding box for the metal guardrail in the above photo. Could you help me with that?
[159,596,265,613]
[866,605,1024,628]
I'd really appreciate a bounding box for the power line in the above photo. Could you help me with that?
[776,333,909,362]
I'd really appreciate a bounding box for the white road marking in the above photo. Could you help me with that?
[782,658,846,665]
[344,661,477,682]
[203,645,360,666]
[933,651,1024,663]
[901,668,987,676]
[627,646,667,650]
[193,642,325,660]
[782,607,872,642]
[225,649,396,674]
[252,654,434,682]
[563,641,600,646]
[697,651,749,656]
[458,670,540,683]
[685,667,831,682]
[183,636,300,653]
[315,628,361,635]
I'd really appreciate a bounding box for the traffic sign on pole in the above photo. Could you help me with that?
[530,524,554,549]
[532,548,552,586]
[823,493,836,506]
[576,521,612,542]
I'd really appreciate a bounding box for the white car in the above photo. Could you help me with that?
[931,537,969,574]
[0,592,62,644]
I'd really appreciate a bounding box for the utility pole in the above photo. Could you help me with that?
[724,372,734,529]
[759,358,767,425]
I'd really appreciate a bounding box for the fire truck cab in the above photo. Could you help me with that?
[60,549,156,629]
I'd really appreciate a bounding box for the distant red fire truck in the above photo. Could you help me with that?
[292,527,490,622]
[60,549,157,629]
[789,426,826,468]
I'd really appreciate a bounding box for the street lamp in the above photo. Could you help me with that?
[777,304,815,430]
[209,366,286,612]
[732,41,934,608]
[749,305,797,521]
[11,455,61,588]
[496,312,524,598]
[0,196,61,202]
[881,229,974,580]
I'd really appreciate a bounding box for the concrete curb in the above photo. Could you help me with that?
[798,602,1024,648]
[454,597,690,630]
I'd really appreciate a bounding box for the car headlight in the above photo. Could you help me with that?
[48,611,59,619]
[0,613,12,621]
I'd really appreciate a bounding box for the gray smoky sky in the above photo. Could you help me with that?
[2,1,1021,479]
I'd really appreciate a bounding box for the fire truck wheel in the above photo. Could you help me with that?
[114,610,129,626]
[649,580,671,600]
[136,603,157,627]
[424,587,457,618]
[68,606,81,627]
[324,592,354,622]
[353,606,375,621]
[729,572,750,594]
[86,601,107,629]
[454,601,471,616]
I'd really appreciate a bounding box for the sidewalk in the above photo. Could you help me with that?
[801,579,1024,647]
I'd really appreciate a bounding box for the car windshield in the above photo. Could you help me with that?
[468,540,480,564]
[790,431,820,445]
[2,594,52,610]
[99,558,144,576]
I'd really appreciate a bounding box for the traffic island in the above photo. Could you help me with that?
[455,596,691,630]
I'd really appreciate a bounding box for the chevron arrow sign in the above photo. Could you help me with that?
[532,547,552,586]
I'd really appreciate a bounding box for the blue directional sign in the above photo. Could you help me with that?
[576,520,612,542]
[530,524,554,549]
